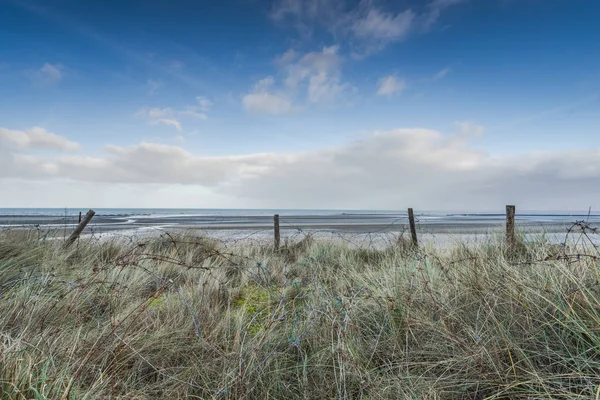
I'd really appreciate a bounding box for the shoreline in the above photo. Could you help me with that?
[4,224,583,250]
[1,211,591,248]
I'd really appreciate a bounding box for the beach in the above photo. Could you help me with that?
[1,208,595,247]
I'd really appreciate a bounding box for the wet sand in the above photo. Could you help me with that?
[0,213,579,235]
[2,211,587,249]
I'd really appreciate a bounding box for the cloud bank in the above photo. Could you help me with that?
[2,125,600,210]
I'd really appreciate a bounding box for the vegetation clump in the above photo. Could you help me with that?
[1,228,600,399]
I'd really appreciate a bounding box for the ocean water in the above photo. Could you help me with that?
[1,208,599,232]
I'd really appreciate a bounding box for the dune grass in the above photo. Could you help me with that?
[1,227,600,399]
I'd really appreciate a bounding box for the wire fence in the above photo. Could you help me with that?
[0,209,595,250]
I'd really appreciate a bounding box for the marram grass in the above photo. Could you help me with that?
[1,229,600,399]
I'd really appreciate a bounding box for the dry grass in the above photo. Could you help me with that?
[1,227,600,399]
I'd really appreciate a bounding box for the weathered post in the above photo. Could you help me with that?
[408,208,418,248]
[274,214,280,250]
[65,209,95,247]
[506,205,516,248]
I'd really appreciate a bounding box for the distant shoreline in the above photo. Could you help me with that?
[0,209,590,237]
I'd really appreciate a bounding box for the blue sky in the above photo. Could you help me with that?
[1,0,599,210]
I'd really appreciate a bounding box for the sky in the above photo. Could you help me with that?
[0,0,599,211]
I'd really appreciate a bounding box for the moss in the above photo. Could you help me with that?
[234,285,273,312]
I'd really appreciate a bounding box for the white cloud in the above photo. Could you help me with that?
[377,75,406,96]
[255,76,276,90]
[137,108,181,130]
[29,63,62,86]
[280,46,352,103]
[179,96,213,119]
[242,77,293,115]
[307,72,348,103]
[137,96,213,129]
[153,118,182,131]
[0,127,80,151]
[5,125,600,210]
[243,47,352,113]
[143,107,173,119]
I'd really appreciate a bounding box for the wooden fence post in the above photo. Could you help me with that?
[408,208,418,248]
[506,205,516,247]
[274,214,280,250]
[65,209,95,247]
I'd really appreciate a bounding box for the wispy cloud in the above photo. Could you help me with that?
[431,67,451,81]
[423,0,469,30]
[243,46,355,115]
[136,108,182,130]
[270,0,469,55]
[181,96,213,119]
[502,94,600,129]
[283,45,352,103]
[275,49,299,66]
[153,118,182,131]
[351,8,415,54]
[28,62,62,86]
[377,75,406,96]
[196,96,213,112]
[147,79,161,95]
[12,2,209,91]
[137,97,213,129]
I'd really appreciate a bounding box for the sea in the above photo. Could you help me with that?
[1,208,598,232]
[1,208,599,247]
